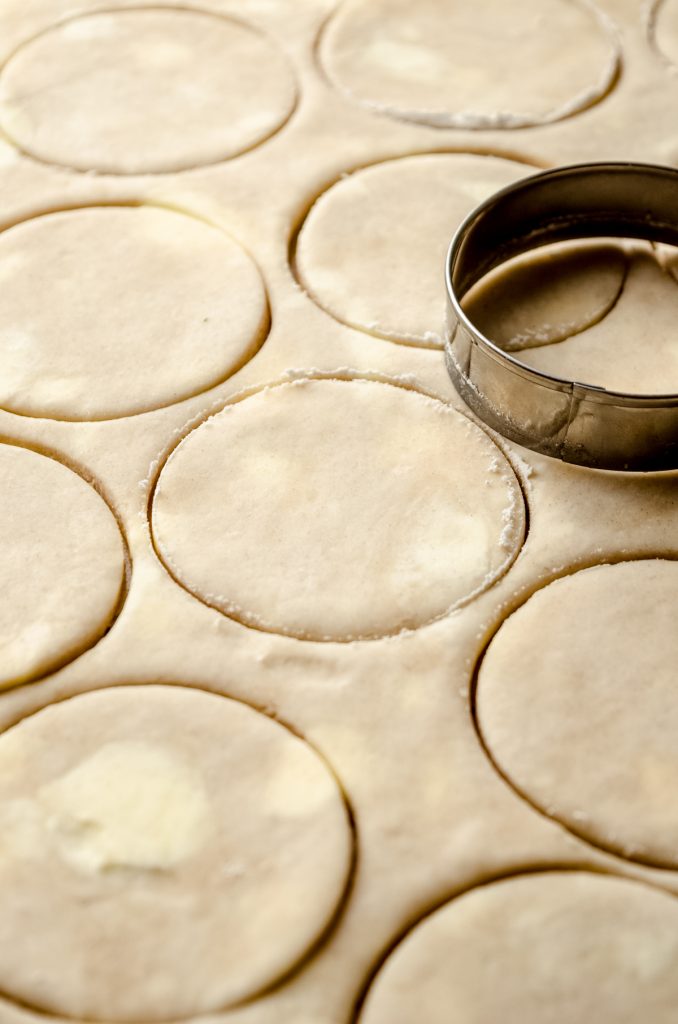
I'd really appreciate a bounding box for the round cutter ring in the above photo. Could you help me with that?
[445,161,678,471]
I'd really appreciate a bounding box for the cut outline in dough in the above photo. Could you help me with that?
[289,149,544,348]
[351,866,678,1024]
[0,4,299,177]
[0,198,271,422]
[464,241,629,354]
[316,0,622,131]
[0,681,357,1022]
[148,369,528,643]
[645,0,678,69]
[470,554,678,871]
[0,437,130,690]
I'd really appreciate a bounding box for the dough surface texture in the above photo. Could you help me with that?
[359,872,678,1024]
[0,685,352,1021]
[0,8,297,174]
[478,560,678,867]
[152,377,524,640]
[0,206,268,419]
[322,0,619,129]
[296,154,530,346]
[0,444,124,689]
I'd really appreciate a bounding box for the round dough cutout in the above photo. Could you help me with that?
[152,377,525,641]
[462,242,627,352]
[296,153,531,347]
[0,685,352,1020]
[509,250,678,394]
[0,8,297,174]
[0,205,268,419]
[478,560,678,867]
[0,443,125,688]
[359,872,678,1024]
[321,0,619,129]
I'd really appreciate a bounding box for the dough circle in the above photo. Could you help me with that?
[477,560,678,867]
[0,685,352,1021]
[0,444,125,689]
[321,0,619,129]
[152,377,525,641]
[295,154,531,347]
[653,0,678,68]
[0,205,268,420]
[0,8,297,174]
[517,251,678,394]
[462,243,627,352]
[359,872,678,1024]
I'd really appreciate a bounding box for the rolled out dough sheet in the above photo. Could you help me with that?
[477,559,678,868]
[0,0,675,1022]
[321,0,619,129]
[359,872,678,1024]
[0,443,124,689]
[0,685,352,1021]
[152,376,525,641]
[0,205,269,419]
[0,8,297,174]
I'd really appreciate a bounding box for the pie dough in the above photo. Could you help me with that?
[652,0,678,68]
[462,243,627,351]
[0,205,268,419]
[477,560,678,867]
[0,1,673,1021]
[152,377,525,641]
[0,443,124,689]
[296,154,530,347]
[0,685,352,1021]
[504,251,678,393]
[0,7,297,174]
[321,0,619,129]
[359,872,678,1023]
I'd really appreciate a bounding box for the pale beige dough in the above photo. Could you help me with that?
[652,0,678,68]
[463,243,627,351]
[321,0,619,129]
[512,251,678,393]
[0,7,297,174]
[359,872,678,1024]
[0,443,124,689]
[296,154,531,347]
[0,205,268,419]
[478,560,678,868]
[0,685,352,1021]
[152,377,525,641]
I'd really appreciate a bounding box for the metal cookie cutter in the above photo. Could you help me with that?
[445,161,678,471]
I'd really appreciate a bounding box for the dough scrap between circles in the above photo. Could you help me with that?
[462,242,627,352]
[477,560,678,868]
[296,154,531,347]
[0,8,297,174]
[321,0,619,129]
[152,377,525,641]
[0,444,125,689]
[0,685,352,1021]
[359,872,678,1024]
[0,205,268,420]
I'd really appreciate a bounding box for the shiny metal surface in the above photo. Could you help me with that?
[445,162,678,471]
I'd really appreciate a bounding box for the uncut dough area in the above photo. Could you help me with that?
[0,0,678,1021]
